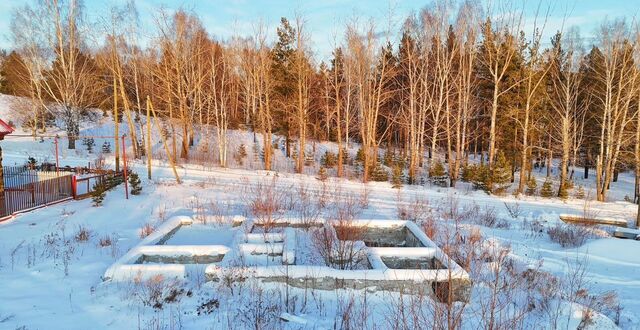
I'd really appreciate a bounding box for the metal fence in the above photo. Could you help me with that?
[2,166,74,217]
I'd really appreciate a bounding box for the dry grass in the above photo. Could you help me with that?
[139,223,155,239]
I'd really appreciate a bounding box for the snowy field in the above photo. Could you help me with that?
[0,94,638,329]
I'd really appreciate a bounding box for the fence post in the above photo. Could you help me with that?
[72,175,77,199]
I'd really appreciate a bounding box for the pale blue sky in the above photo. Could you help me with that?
[1,0,639,60]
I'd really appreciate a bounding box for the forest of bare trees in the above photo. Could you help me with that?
[2,0,640,206]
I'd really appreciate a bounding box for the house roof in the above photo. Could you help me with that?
[0,119,14,137]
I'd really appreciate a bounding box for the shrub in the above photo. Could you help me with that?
[540,177,554,198]
[391,164,403,189]
[525,177,537,196]
[74,226,91,242]
[101,142,111,154]
[128,172,142,195]
[321,151,337,168]
[92,182,106,206]
[82,137,95,154]
[547,223,592,247]
[235,144,247,166]
[139,223,155,239]
[370,162,389,182]
[317,166,328,182]
[491,151,512,195]
[98,235,112,247]
[429,160,448,187]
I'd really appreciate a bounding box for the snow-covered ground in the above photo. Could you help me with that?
[0,94,639,329]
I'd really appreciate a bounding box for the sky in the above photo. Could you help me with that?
[1,0,639,61]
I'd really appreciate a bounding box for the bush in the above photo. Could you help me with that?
[316,166,328,182]
[92,182,106,206]
[465,164,491,192]
[391,164,403,189]
[429,160,446,177]
[547,223,592,247]
[320,151,337,168]
[235,144,247,166]
[82,137,95,154]
[370,162,389,182]
[102,142,111,154]
[491,151,512,195]
[526,177,537,196]
[139,223,155,239]
[74,226,91,242]
[540,177,554,198]
[129,172,142,195]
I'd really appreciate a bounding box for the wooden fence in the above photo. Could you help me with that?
[2,167,74,217]
[1,166,123,218]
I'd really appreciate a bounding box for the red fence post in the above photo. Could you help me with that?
[72,175,77,199]
[122,135,128,200]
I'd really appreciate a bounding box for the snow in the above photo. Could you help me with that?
[0,93,637,328]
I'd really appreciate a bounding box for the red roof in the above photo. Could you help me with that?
[0,119,14,136]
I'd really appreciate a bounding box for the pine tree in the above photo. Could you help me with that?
[540,177,554,198]
[370,162,389,182]
[321,151,337,167]
[235,144,247,166]
[92,182,106,206]
[82,137,95,153]
[525,177,537,196]
[102,142,111,154]
[391,164,403,189]
[429,160,448,187]
[316,166,328,182]
[491,151,512,195]
[574,185,586,199]
[129,172,142,195]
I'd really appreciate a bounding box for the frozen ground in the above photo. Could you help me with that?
[0,94,638,329]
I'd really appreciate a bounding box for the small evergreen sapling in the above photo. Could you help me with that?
[370,162,389,182]
[391,164,403,189]
[525,176,537,196]
[235,144,247,166]
[574,185,586,199]
[102,142,112,154]
[317,166,328,182]
[490,152,512,195]
[540,177,554,198]
[92,182,106,206]
[82,137,95,153]
[129,172,142,195]
[428,160,448,187]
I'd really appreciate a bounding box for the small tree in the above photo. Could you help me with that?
[540,177,554,198]
[491,151,512,195]
[317,166,328,182]
[574,185,586,199]
[129,172,142,195]
[320,151,337,168]
[391,164,403,189]
[92,182,106,206]
[525,177,537,196]
[102,142,112,154]
[429,160,448,187]
[370,162,389,182]
[235,144,247,166]
[82,137,95,153]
